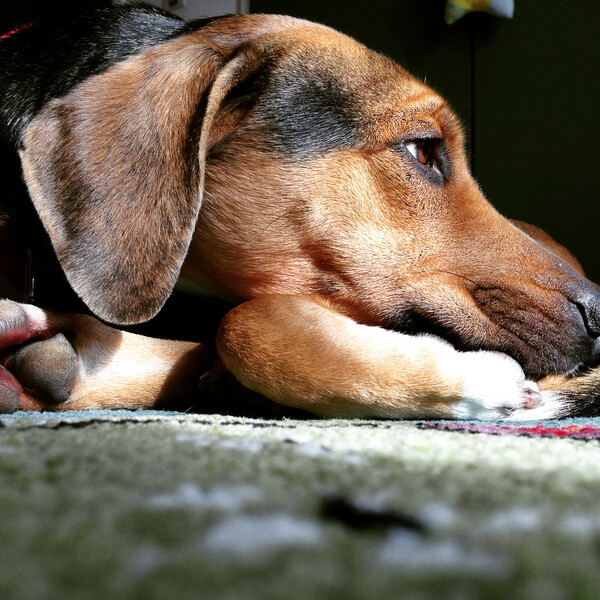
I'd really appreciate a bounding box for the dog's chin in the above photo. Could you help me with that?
[386,310,592,380]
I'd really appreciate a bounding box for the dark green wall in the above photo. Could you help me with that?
[473,2,599,279]
[253,0,600,281]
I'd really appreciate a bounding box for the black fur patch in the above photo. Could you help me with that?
[0,4,185,148]
[256,66,357,159]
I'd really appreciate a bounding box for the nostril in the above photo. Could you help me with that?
[591,338,600,366]
[576,294,600,338]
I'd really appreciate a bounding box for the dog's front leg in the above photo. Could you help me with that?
[0,300,216,412]
[217,295,542,420]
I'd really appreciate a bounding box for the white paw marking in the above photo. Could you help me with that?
[453,350,541,420]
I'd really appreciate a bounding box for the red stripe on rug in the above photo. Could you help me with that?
[419,422,600,440]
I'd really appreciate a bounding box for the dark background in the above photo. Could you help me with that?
[2,1,599,281]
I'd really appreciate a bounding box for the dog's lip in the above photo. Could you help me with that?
[386,310,461,348]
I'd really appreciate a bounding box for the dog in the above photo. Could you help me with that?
[0,4,599,419]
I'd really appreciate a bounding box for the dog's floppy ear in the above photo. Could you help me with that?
[19,33,262,325]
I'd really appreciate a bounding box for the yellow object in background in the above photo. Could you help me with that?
[445,0,514,23]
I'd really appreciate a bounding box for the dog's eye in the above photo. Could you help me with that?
[404,139,444,178]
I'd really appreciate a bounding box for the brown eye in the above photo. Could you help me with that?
[404,139,444,179]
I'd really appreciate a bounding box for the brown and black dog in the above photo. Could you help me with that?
[0,5,599,419]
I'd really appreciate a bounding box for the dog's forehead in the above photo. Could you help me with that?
[253,22,447,158]
[272,24,426,102]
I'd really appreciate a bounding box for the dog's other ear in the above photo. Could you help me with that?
[510,219,584,276]
[19,33,263,325]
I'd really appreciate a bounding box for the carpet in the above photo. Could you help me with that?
[2,410,600,599]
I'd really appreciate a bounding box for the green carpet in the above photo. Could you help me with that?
[2,410,600,599]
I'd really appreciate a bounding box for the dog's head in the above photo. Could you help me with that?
[19,14,600,377]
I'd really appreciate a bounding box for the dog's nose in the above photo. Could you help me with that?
[574,282,600,338]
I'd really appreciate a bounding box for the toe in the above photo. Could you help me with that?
[11,334,79,405]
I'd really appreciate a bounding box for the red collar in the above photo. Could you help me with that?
[1,23,33,40]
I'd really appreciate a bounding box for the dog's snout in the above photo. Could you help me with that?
[574,282,600,338]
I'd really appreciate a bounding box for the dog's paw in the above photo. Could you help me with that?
[452,350,542,420]
[503,391,566,421]
[0,300,79,413]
